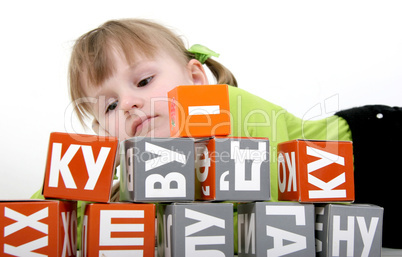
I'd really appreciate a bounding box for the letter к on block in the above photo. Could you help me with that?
[43,132,119,202]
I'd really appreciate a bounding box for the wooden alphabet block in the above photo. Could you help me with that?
[0,200,77,256]
[120,137,195,202]
[168,84,231,137]
[277,139,354,202]
[195,137,270,201]
[43,132,119,202]
[81,203,155,257]
[238,202,315,257]
[315,204,383,257]
[157,202,233,257]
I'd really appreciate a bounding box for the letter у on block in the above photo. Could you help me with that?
[120,137,195,202]
[168,84,231,138]
[277,139,354,202]
[195,137,270,201]
[237,202,315,257]
[43,132,119,202]
[315,204,383,257]
[156,202,233,257]
[81,203,155,257]
[0,200,77,257]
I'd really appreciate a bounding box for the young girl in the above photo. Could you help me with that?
[37,18,401,249]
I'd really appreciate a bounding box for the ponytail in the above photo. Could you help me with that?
[205,58,238,87]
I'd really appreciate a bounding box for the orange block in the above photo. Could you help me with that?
[43,132,119,202]
[82,203,155,257]
[168,84,231,137]
[0,200,77,256]
[277,140,354,202]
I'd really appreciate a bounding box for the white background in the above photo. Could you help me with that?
[0,0,401,199]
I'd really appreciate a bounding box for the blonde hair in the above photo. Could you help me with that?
[68,18,237,127]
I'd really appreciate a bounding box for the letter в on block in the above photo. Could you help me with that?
[43,132,119,202]
[168,84,231,138]
[277,139,354,203]
[0,200,77,257]
[120,137,195,202]
[81,203,155,257]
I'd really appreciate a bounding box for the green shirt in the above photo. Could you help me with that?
[32,86,352,250]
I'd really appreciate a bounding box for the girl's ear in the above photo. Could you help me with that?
[187,59,209,85]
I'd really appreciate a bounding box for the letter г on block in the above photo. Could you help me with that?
[0,200,77,257]
[120,137,195,202]
[43,132,119,202]
[81,203,155,257]
[195,136,270,201]
[277,139,354,202]
[168,84,231,138]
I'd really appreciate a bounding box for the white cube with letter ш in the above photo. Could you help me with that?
[156,202,233,257]
[237,202,315,257]
[194,137,270,201]
[315,204,383,257]
[119,137,195,202]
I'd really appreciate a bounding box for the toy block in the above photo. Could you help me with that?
[157,202,233,257]
[81,203,155,257]
[194,137,270,201]
[43,132,119,202]
[168,84,231,137]
[120,137,195,202]
[277,139,354,202]
[0,200,77,256]
[315,204,383,257]
[237,202,315,257]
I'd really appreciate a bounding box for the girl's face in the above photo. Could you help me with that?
[84,49,208,141]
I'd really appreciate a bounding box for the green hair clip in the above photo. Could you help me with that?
[188,44,220,64]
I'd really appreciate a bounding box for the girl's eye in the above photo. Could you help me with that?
[106,101,118,113]
[138,76,153,87]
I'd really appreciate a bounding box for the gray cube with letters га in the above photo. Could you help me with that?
[120,137,195,202]
[237,201,315,257]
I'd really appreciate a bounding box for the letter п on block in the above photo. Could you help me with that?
[120,137,195,202]
[168,84,231,137]
[238,202,315,257]
[43,132,119,202]
[0,200,77,257]
[81,203,155,257]
[277,139,354,202]
[315,204,383,257]
[195,137,270,201]
[157,202,233,257]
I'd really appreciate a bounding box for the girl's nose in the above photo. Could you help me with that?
[119,94,144,112]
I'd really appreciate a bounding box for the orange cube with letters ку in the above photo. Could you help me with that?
[81,203,155,257]
[168,84,231,137]
[0,200,77,257]
[277,139,354,202]
[43,132,119,202]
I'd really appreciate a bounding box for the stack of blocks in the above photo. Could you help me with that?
[0,84,384,257]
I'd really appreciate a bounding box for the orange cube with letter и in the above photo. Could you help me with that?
[43,132,119,202]
[168,84,231,137]
[277,140,354,202]
[81,203,155,257]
